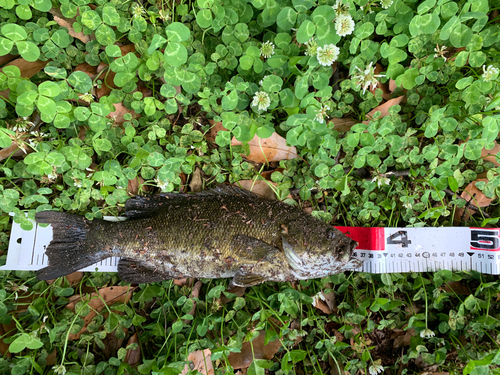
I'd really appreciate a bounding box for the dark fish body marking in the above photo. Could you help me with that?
[35,185,360,286]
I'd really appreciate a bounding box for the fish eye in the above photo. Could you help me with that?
[327,231,336,240]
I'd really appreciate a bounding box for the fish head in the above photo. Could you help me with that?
[281,219,360,278]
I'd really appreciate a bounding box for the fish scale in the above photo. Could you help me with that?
[33,185,358,286]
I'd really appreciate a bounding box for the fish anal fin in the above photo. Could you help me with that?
[229,268,266,288]
[118,258,176,283]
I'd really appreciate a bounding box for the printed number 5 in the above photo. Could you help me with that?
[470,230,500,250]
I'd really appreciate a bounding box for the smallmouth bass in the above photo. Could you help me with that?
[36,185,360,287]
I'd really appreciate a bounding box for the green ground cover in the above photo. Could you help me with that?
[1,0,500,373]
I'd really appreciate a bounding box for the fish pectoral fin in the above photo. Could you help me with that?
[118,258,175,284]
[230,268,266,288]
[281,233,304,271]
[231,235,279,261]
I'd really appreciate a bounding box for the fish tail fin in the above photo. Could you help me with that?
[35,211,110,280]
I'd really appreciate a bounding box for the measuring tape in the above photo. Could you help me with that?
[338,226,500,275]
[3,218,500,275]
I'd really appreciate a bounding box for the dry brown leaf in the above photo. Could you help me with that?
[231,132,297,164]
[108,102,140,125]
[454,178,494,222]
[184,281,203,323]
[102,328,128,359]
[444,281,471,296]
[393,328,415,348]
[127,177,145,196]
[180,349,215,375]
[260,168,284,181]
[482,141,500,166]
[369,63,391,100]
[53,15,91,43]
[228,331,282,369]
[454,141,499,223]
[124,333,141,368]
[74,62,98,80]
[206,120,228,143]
[66,286,134,340]
[363,96,405,124]
[0,59,48,99]
[329,355,345,375]
[0,324,11,358]
[0,54,17,67]
[329,117,358,132]
[234,180,278,200]
[174,278,195,287]
[64,272,83,285]
[313,298,333,314]
[389,79,398,93]
[2,58,48,78]
[0,141,29,162]
[46,349,57,366]
[313,285,336,314]
[93,45,137,98]
[303,206,313,214]
[221,285,247,304]
[190,167,203,192]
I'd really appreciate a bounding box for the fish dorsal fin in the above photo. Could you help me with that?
[125,185,260,218]
[124,194,183,218]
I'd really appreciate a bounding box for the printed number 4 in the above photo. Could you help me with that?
[387,231,411,248]
[470,230,500,250]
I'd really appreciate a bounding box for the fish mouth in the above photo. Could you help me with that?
[341,239,359,263]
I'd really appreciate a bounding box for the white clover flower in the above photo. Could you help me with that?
[434,44,447,61]
[12,124,28,132]
[381,0,394,9]
[402,201,412,209]
[420,328,435,338]
[28,139,38,149]
[332,0,350,16]
[252,91,271,111]
[260,41,275,59]
[158,9,171,21]
[372,175,390,188]
[305,37,319,57]
[73,178,82,188]
[47,171,58,181]
[335,14,355,37]
[316,44,340,66]
[482,65,499,82]
[79,93,94,103]
[131,3,146,18]
[52,365,67,375]
[368,362,384,375]
[155,178,170,192]
[314,104,330,124]
[351,62,386,94]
